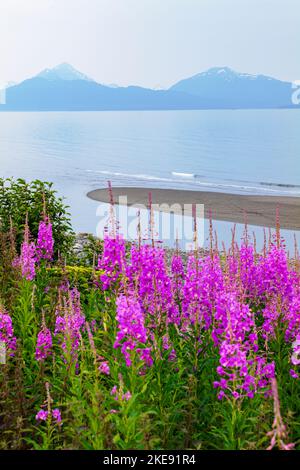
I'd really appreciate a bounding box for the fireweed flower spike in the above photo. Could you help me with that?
[36,215,54,261]
[129,244,180,326]
[98,361,110,375]
[182,253,223,330]
[0,307,17,355]
[212,290,275,399]
[54,288,85,364]
[35,408,62,425]
[13,218,36,281]
[162,334,177,362]
[96,234,126,290]
[171,253,184,299]
[52,408,62,425]
[110,381,132,403]
[36,383,62,426]
[35,325,52,361]
[266,378,294,450]
[114,293,152,367]
[35,409,48,422]
[290,334,300,377]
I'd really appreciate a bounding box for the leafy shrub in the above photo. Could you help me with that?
[0,178,74,259]
[46,265,94,294]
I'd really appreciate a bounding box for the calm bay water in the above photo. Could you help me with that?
[0,110,299,250]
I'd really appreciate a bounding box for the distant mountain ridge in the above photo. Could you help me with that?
[170,66,294,108]
[0,64,298,111]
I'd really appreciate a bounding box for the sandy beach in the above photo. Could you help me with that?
[87,187,300,231]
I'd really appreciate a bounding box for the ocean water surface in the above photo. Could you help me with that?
[0,110,299,250]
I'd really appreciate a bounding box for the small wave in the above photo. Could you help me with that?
[85,169,300,196]
[260,181,300,189]
[172,172,195,178]
[86,169,173,183]
[192,180,300,195]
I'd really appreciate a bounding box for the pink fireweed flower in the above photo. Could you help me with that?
[257,244,294,302]
[13,220,36,281]
[98,361,110,375]
[171,254,184,279]
[291,348,300,366]
[111,385,132,402]
[35,327,52,361]
[0,309,17,355]
[285,292,300,343]
[212,291,256,347]
[111,385,118,396]
[128,244,180,325]
[136,347,153,367]
[122,391,132,401]
[162,335,177,362]
[290,334,300,374]
[290,369,299,379]
[13,240,36,281]
[36,382,62,426]
[183,254,224,330]
[35,408,62,425]
[227,241,294,309]
[213,290,275,399]
[36,216,54,261]
[114,293,151,367]
[35,409,48,422]
[52,408,62,425]
[171,254,185,300]
[261,299,282,342]
[96,235,126,290]
[55,288,85,363]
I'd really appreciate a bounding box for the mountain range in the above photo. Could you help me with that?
[0,63,298,111]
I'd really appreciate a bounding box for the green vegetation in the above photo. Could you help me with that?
[0,180,299,450]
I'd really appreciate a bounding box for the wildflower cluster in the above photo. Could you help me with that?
[96,233,300,404]
[36,216,54,261]
[96,235,126,290]
[13,215,54,281]
[55,288,85,363]
[114,293,150,366]
[2,206,300,450]
[36,408,62,425]
[35,326,52,361]
[0,308,17,354]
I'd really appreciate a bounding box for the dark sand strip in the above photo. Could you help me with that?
[87,187,300,231]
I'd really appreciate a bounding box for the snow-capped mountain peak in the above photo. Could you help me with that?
[36,63,94,82]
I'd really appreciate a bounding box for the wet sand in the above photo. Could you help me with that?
[87,187,300,231]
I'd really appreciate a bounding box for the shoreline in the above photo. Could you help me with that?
[87,187,300,231]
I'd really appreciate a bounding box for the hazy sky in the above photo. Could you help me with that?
[0,0,299,88]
